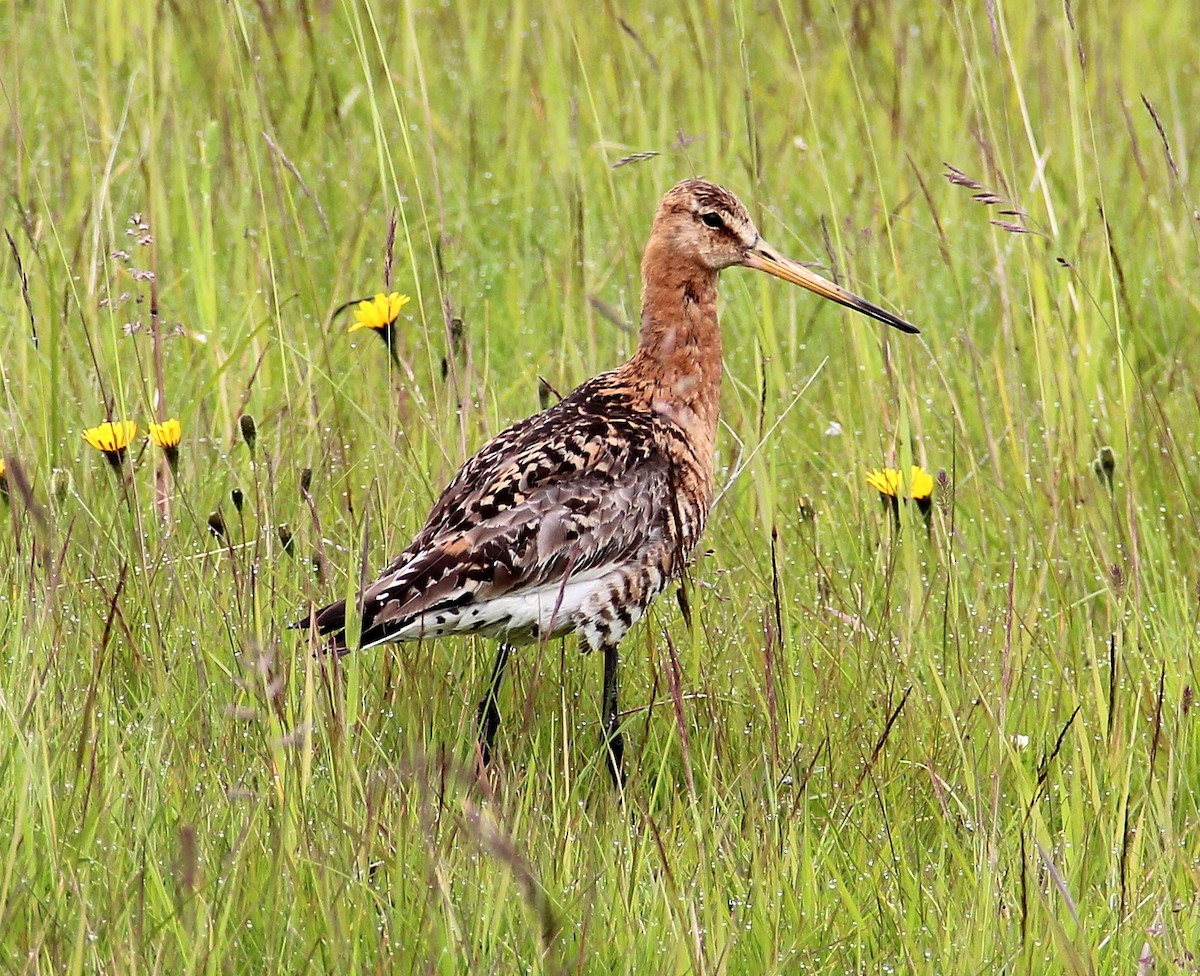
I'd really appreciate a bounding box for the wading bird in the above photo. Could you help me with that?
[300,179,918,788]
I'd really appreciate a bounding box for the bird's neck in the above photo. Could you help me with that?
[628,245,724,438]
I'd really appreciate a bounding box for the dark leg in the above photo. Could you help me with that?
[602,643,626,790]
[477,642,514,766]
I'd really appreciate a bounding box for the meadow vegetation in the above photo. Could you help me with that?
[2,1,1199,971]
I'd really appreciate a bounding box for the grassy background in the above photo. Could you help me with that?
[3,0,1199,972]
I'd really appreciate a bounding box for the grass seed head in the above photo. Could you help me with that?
[239,414,257,452]
[1094,446,1116,491]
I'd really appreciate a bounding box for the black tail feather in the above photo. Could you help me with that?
[291,598,351,654]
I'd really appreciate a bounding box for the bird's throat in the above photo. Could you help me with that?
[632,260,724,435]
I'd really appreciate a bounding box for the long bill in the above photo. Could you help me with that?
[744,240,919,335]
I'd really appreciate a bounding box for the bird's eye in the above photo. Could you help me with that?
[700,212,725,229]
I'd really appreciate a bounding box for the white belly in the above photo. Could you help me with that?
[360,566,618,650]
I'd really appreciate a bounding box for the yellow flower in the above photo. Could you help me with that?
[0,456,7,502]
[83,420,138,468]
[148,418,181,449]
[348,292,409,333]
[866,466,933,501]
[867,465,935,530]
[148,418,182,469]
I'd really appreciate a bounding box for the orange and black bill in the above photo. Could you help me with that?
[744,240,919,335]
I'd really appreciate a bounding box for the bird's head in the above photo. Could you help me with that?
[651,179,919,335]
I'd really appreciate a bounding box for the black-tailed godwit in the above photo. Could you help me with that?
[301,179,918,788]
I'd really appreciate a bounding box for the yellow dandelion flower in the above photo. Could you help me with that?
[866,465,935,530]
[83,420,138,469]
[0,456,7,503]
[866,466,933,501]
[348,292,410,333]
[148,418,181,449]
[911,469,934,501]
[148,418,182,469]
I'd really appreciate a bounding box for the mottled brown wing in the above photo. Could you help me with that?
[407,377,659,548]
[353,463,674,647]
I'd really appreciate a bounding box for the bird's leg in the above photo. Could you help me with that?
[602,643,626,790]
[477,641,514,766]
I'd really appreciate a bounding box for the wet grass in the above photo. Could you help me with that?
[2,1,1199,972]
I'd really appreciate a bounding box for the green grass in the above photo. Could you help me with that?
[2,1,1199,972]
